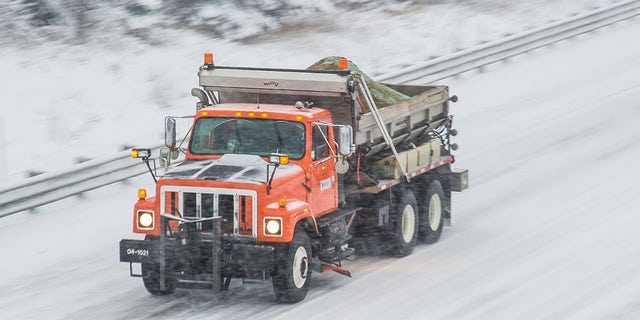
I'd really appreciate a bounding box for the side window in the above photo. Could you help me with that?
[312,125,329,161]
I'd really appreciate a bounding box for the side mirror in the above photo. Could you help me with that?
[165,117,177,148]
[159,147,171,168]
[336,126,354,156]
[159,147,179,169]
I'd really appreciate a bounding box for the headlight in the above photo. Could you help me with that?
[264,217,282,236]
[137,211,154,229]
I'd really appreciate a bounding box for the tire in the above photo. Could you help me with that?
[420,180,445,244]
[141,236,176,295]
[388,190,419,257]
[272,228,312,303]
[141,262,176,295]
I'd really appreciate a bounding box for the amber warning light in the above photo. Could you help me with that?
[131,148,151,159]
[204,52,214,65]
[338,58,349,70]
[269,154,289,165]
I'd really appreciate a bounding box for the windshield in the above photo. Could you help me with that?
[189,117,306,159]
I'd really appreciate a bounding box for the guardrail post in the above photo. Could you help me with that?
[75,157,92,164]
[0,117,5,182]
[26,170,45,178]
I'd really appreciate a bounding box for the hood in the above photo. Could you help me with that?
[162,154,302,184]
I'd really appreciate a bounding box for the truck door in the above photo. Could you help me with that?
[308,125,338,216]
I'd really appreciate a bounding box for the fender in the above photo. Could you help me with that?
[132,196,159,235]
[259,200,317,243]
[132,196,181,235]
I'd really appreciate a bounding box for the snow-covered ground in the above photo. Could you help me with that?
[0,0,615,184]
[2,1,640,319]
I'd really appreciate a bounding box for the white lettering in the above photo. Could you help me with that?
[126,248,149,256]
[320,178,332,191]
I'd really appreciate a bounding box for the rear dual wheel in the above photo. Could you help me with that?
[387,191,419,257]
[420,180,445,244]
[387,180,445,256]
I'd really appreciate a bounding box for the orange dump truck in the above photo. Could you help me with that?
[120,55,468,303]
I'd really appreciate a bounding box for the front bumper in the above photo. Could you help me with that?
[120,239,164,263]
[119,236,276,282]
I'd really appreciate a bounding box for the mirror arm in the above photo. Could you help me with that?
[142,158,158,183]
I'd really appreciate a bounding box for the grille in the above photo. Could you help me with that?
[160,186,258,237]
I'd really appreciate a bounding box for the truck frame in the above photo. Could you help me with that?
[120,55,468,303]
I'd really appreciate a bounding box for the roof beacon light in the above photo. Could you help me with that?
[204,52,214,65]
[338,58,349,70]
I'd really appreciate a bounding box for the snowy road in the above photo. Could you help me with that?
[2,19,640,320]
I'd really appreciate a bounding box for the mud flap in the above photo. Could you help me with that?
[448,168,468,192]
[321,264,352,277]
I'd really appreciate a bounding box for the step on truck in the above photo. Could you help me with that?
[119,54,468,303]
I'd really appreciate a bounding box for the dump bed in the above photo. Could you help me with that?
[197,64,453,159]
[354,83,450,157]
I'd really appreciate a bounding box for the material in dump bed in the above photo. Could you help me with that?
[306,56,410,111]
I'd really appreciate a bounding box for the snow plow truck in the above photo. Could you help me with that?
[119,54,468,303]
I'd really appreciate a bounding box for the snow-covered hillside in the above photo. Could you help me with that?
[0,0,615,184]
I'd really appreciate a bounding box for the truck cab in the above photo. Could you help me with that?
[139,103,343,242]
[187,103,339,218]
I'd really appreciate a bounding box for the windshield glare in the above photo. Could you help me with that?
[189,117,305,159]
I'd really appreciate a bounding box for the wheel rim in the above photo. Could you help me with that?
[401,204,416,243]
[292,246,309,289]
[428,194,442,231]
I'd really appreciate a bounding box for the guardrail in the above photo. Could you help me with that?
[377,0,640,84]
[1,0,639,218]
[0,147,159,218]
